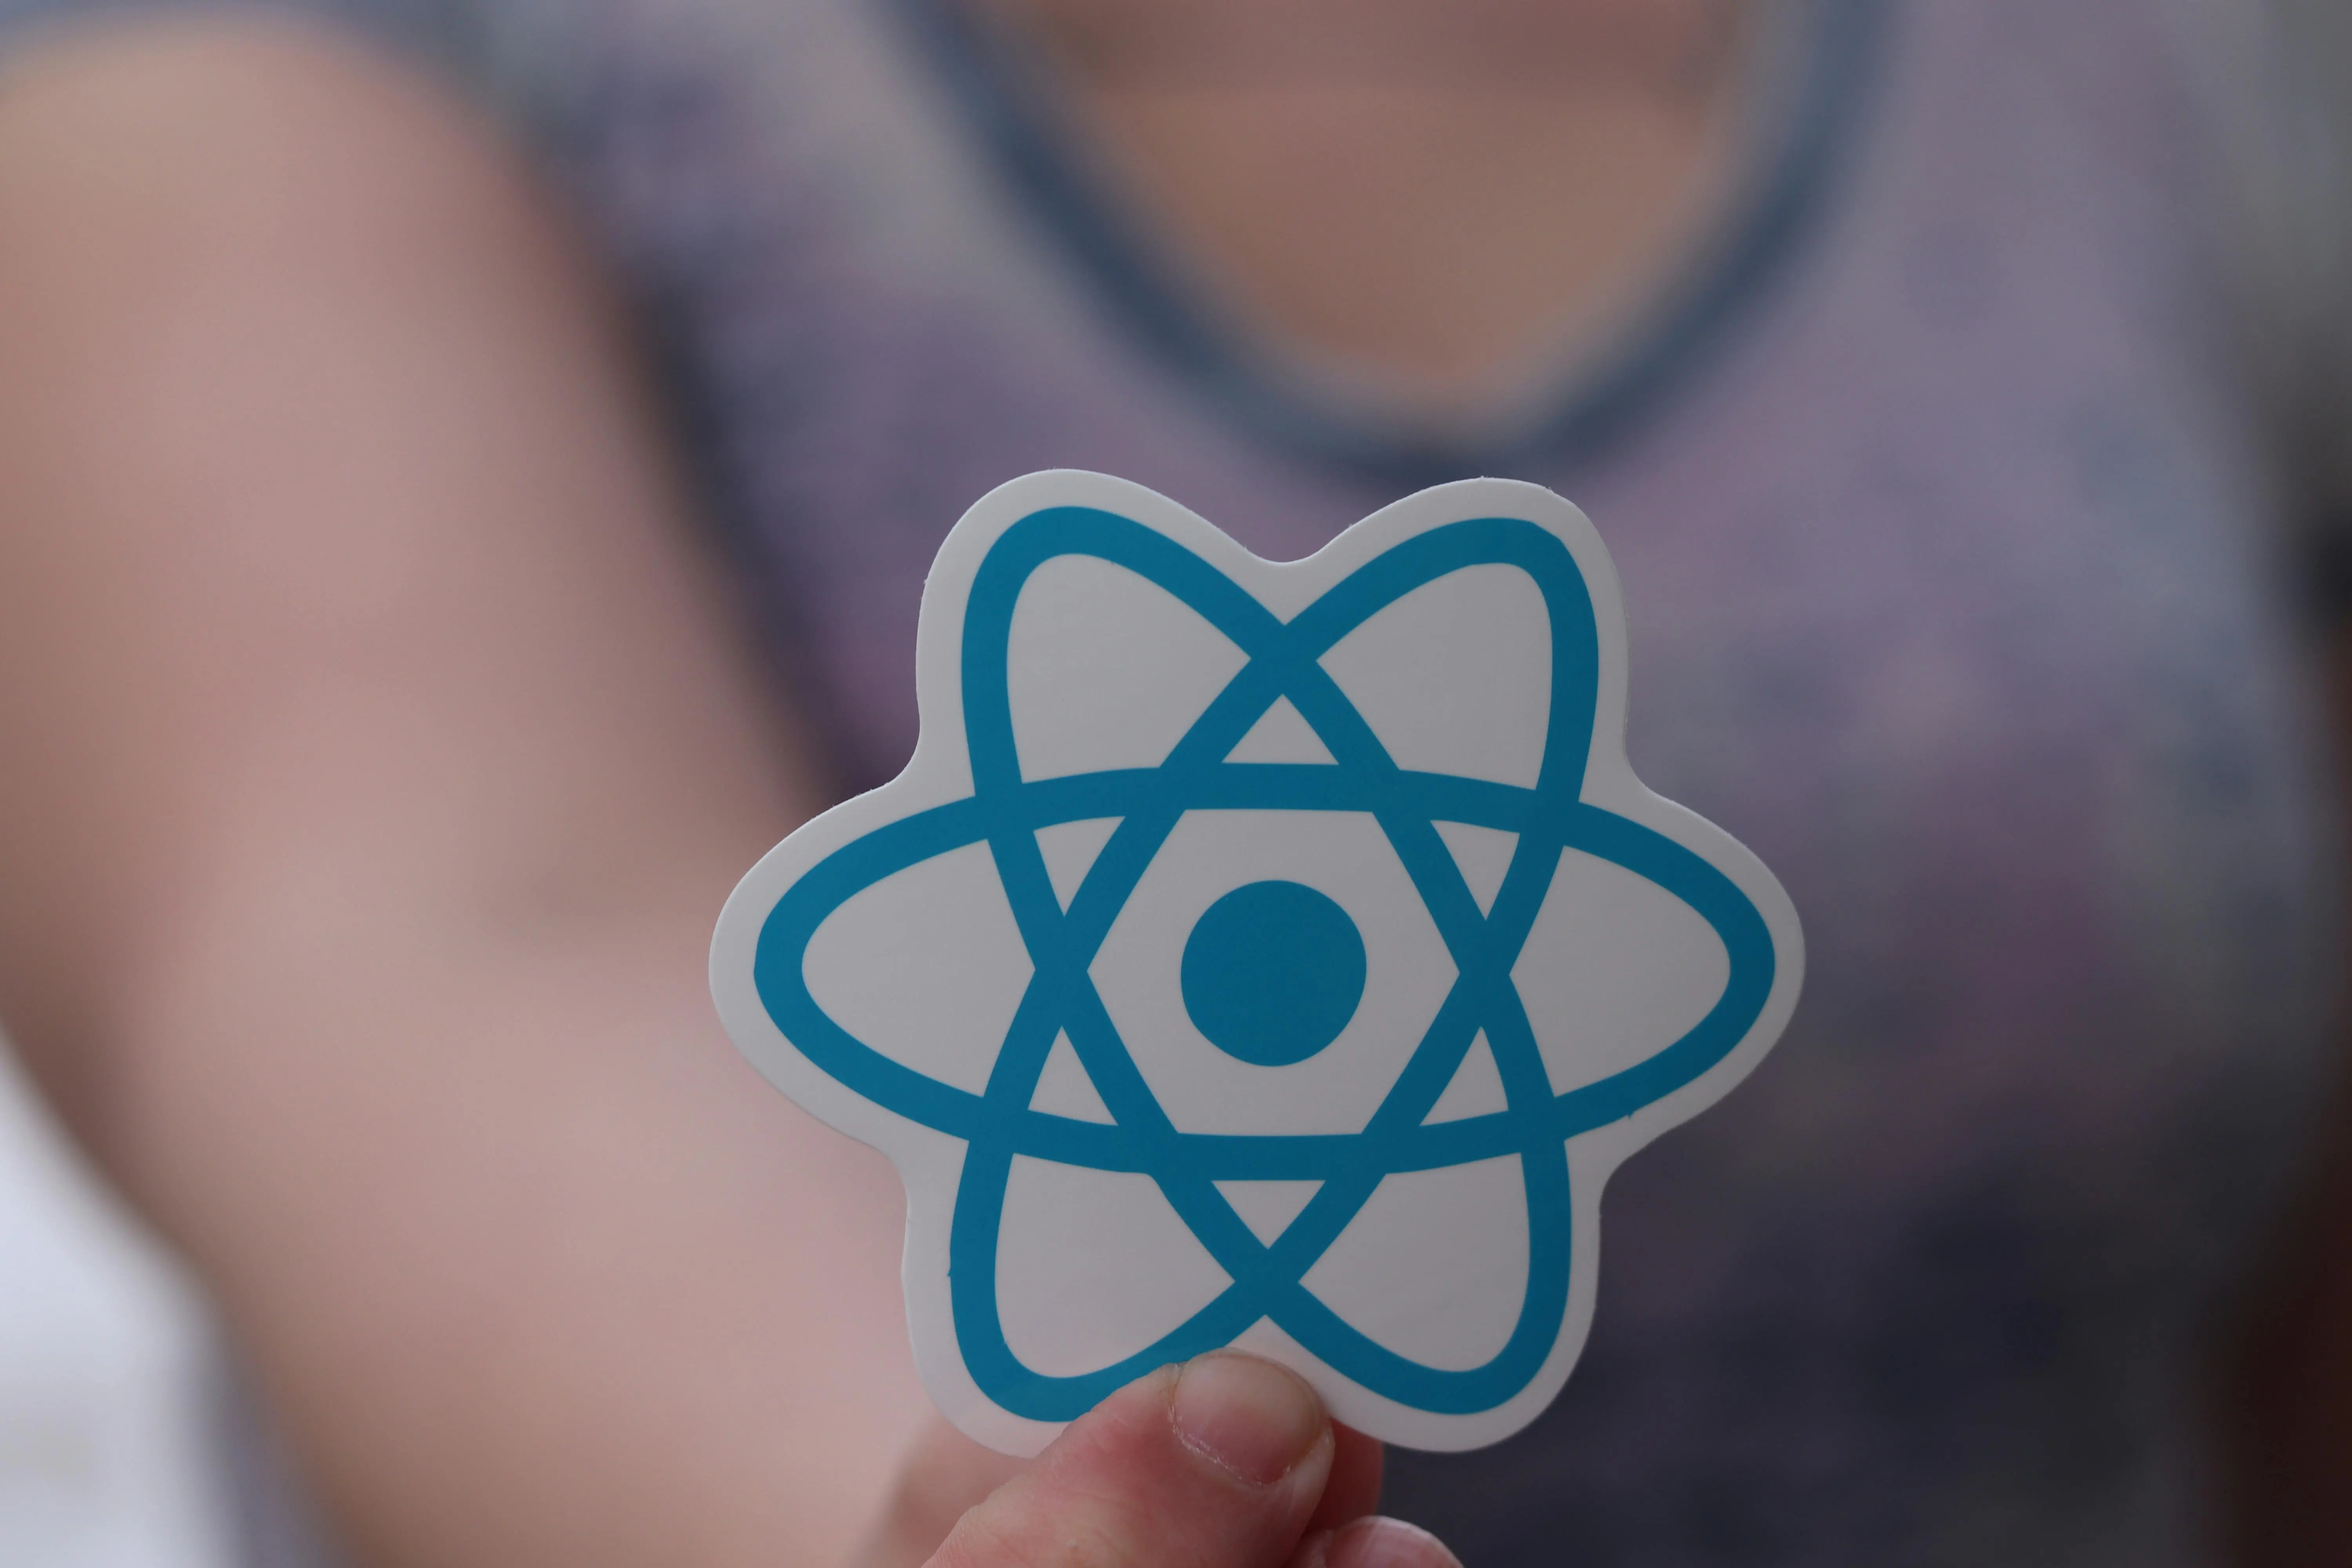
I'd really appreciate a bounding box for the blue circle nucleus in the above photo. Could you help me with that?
[751,505,1779,1423]
[1181,880,1367,1067]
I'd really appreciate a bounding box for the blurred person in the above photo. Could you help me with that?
[0,0,2348,1565]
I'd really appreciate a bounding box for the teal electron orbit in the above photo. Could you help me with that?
[751,505,1778,1422]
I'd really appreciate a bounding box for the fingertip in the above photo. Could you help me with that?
[932,1357,1340,1568]
[1168,1352,1330,1486]
[1322,1516,1461,1568]
[1306,1423,1383,1532]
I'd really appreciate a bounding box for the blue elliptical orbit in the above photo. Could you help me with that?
[752,505,1777,1421]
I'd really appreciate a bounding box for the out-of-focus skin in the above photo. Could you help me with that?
[0,20,928,1563]
[0,15,1423,1567]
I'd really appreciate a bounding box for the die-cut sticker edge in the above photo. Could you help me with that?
[711,470,1804,1456]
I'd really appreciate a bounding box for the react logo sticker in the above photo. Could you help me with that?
[711,472,1803,1455]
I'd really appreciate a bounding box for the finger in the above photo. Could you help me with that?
[857,1418,1031,1568]
[930,1353,1335,1568]
[1284,1517,1463,1568]
[1304,1425,1384,1535]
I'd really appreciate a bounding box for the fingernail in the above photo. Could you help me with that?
[1326,1517,1463,1568]
[1169,1353,1326,1484]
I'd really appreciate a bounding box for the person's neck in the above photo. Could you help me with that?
[979,0,1760,414]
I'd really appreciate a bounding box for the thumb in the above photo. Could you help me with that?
[927,1354,1443,1568]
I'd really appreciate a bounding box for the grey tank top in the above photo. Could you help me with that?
[2,0,2341,1562]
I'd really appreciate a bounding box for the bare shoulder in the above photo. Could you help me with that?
[0,11,553,280]
[0,9,806,1141]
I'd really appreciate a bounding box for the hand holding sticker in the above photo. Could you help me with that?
[711,471,1803,1455]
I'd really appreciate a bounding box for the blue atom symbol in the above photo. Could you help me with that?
[752,505,1778,1422]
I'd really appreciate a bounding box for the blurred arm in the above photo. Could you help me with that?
[0,18,933,1564]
